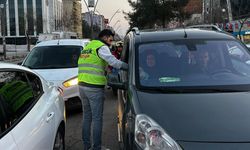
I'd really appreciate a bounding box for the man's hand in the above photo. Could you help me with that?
[121,62,128,70]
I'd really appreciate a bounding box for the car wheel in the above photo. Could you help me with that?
[53,127,65,150]
[123,132,133,150]
[122,115,133,150]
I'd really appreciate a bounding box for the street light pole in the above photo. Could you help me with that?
[109,8,120,25]
[83,0,92,38]
[226,0,233,22]
[115,25,121,32]
[112,20,120,29]
[83,0,100,39]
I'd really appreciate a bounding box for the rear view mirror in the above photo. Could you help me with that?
[17,62,22,65]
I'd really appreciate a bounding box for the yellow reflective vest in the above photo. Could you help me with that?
[0,80,33,112]
[78,40,108,86]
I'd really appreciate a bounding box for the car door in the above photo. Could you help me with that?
[3,70,56,150]
[117,36,131,140]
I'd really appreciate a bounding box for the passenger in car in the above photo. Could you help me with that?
[140,51,160,80]
[197,50,211,73]
[180,50,212,75]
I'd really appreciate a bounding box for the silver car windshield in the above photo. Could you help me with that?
[23,46,82,69]
[137,39,250,88]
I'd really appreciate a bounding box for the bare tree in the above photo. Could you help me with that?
[62,9,74,31]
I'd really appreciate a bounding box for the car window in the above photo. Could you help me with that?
[227,41,250,62]
[119,37,130,83]
[137,39,250,90]
[120,37,129,63]
[23,46,82,69]
[0,71,36,135]
[26,73,43,98]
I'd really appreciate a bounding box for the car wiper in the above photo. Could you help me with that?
[141,88,185,93]
[197,88,246,93]
[141,87,247,93]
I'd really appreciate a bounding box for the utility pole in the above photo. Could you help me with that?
[109,9,120,25]
[112,20,120,29]
[83,0,99,39]
[226,0,233,22]
[210,0,213,24]
[0,3,6,59]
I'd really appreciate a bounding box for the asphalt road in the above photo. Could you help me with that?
[65,89,119,150]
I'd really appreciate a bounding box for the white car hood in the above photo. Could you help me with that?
[33,68,78,83]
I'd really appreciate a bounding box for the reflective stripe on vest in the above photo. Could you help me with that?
[78,70,105,76]
[78,64,103,70]
[78,40,107,85]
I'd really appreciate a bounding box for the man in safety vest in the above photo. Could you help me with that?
[78,29,128,150]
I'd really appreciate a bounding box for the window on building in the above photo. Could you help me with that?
[9,0,16,36]
[27,0,34,35]
[36,0,43,34]
[18,0,25,36]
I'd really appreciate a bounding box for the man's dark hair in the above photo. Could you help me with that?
[98,29,115,38]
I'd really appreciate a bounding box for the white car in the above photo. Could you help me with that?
[22,39,89,108]
[0,62,65,150]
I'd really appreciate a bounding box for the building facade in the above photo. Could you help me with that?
[0,0,63,43]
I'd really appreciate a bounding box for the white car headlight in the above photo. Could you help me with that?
[135,114,182,150]
[63,76,78,88]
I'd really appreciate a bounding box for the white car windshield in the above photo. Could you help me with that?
[137,39,250,90]
[23,46,82,69]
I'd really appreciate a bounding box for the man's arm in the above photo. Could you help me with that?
[98,46,128,69]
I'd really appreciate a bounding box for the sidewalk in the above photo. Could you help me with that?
[0,51,29,63]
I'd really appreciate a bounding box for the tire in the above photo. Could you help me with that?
[53,126,65,150]
[123,132,133,150]
[122,115,133,150]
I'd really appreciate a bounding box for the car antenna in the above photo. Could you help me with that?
[183,23,187,38]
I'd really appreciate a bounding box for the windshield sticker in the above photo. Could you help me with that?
[159,77,180,83]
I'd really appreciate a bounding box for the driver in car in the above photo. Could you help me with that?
[197,50,211,73]
[140,51,159,80]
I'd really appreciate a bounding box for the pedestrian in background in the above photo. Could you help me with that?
[108,41,123,72]
[78,29,128,150]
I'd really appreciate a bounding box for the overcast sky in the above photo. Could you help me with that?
[82,0,132,36]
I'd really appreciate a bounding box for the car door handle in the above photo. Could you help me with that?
[46,112,55,123]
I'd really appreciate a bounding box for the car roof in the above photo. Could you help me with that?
[187,24,222,31]
[132,28,235,43]
[0,62,49,88]
[0,62,34,72]
[35,39,90,47]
